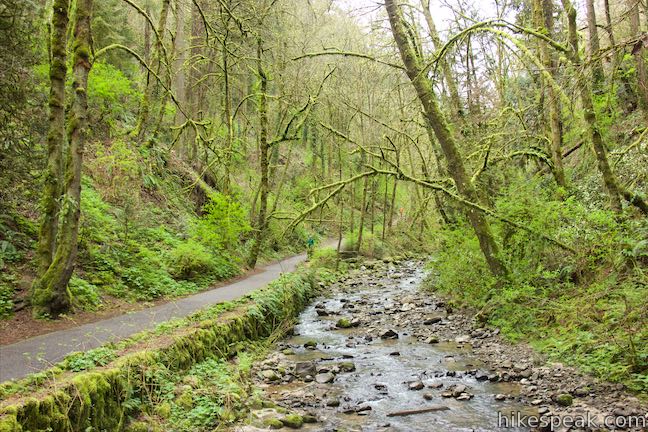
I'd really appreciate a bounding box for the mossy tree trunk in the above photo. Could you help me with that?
[535,0,567,188]
[356,116,367,252]
[420,0,464,121]
[562,0,648,215]
[385,0,508,277]
[585,0,604,88]
[35,0,69,277]
[32,0,94,316]
[221,23,234,194]
[248,39,269,269]
[135,0,171,142]
[628,0,648,114]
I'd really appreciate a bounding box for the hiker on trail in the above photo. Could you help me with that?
[306,236,316,258]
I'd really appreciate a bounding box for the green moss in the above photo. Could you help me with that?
[280,413,304,429]
[555,393,573,406]
[0,415,21,432]
[302,414,317,423]
[263,417,284,429]
[126,421,151,432]
[303,340,317,348]
[336,318,352,328]
[176,389,193,410]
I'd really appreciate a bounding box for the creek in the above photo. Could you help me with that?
[238,260,534,431]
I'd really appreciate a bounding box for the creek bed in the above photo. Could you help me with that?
[238,261,533,431]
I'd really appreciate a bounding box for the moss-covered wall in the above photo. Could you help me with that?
[0,270,317,432]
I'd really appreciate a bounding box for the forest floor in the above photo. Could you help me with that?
[228,259,647,432]
[0,250,312,383]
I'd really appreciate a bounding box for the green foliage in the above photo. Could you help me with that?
[0,0,44,152]
[0,213,30,268]
[167,359,249,430]
[193,193,250,251]
[168,240,238,282]
[88,62,139,129]
[309,247,339,270]
[0,281,14,319]
[63,346,117,372]
[117,244,196,300]
[425,178,648,392]
[0,240,19,269]
[76,180,243,302]
[92,0,137,63]
[68,276,102,311]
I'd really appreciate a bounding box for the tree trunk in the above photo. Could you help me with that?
[174,0,187,124]
[135,0,171,141]
[35,0,69,277]
[388,178,398,230]
[247,39,269,269]
[186,0,203,159]
[143,4,151,64]
[562,0,648,215]
[222,32,234,193]
[32,0,93,316]
[384,0,507,277]
[585,0,604,89]
[420,0,464,120]
[603,0,615,47]
[628,0,648,112]
[535,0,567,188]
[381,175,389,241]
[357,175,368,253]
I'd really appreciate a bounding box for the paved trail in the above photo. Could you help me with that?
[0,252,310,383]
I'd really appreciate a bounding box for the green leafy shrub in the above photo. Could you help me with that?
[0,281,14,319]
[0,213,29,268]
[192,193,250,251]
[426,223,496,305]
[119,245,196,300]
[168,241,237,281]
[0,240,19,269]
[88,62,140,129]
[68,276,103,311]
[79,184,116,246]
[309,247,339,269]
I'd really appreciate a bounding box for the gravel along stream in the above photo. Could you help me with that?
[234,260,647,432]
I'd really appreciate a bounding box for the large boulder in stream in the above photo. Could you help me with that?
[294,361,316,378]
[315,372,335,384]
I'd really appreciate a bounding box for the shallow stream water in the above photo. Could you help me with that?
[254,262,534,431]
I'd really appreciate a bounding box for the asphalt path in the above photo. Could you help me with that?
[0,251,310,383]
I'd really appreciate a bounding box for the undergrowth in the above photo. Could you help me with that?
[424,178,648,393]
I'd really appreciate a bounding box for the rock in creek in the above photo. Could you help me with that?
[338,361,356,373]
[315,372,335,384]
[423,316,443,325]
[294,361,316,378]
[408,381,425,391]
[261,369,281,382]
[380,329,399,339]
